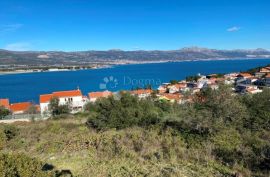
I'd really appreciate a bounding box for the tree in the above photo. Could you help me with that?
[195,84,248,123]
[26,105,38,114]
[0,153,54,177]
[48,97,70,116]
[170,80,178,84]
[0,106,10,118]
[241,88,270,131]
[186,75,201,82]
[86,93,162,130]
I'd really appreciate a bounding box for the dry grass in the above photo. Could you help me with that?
[1,118,233,177]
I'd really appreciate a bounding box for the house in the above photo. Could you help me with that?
[168,85,179,93]
[88,90,113,102]
[157,85,167,93]
[224,79,235,85]
[237,73,253,79]
[197,80,208,89]
[224,73,238,83]
[0,99,10,109]
[250,77,258,83]
[236,84,259,94]
[207,78,217,85]
[40,89,86,115]
[259,67,270,73]
[10,102,32,115]
[168,83,187,93]
[255,72,266,78]
[158,83,170,93]
[187,82,198,88]
[130,89,152,99]
[158,93,183,104]
[235,73,253,85]
[208,83,219,90]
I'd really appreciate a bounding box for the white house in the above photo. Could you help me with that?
[130,89,152,99]
[40,89,86,115]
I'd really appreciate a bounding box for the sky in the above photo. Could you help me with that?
[0,0,269,51]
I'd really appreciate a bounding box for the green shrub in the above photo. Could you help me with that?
[2,124,19,140]
[86,93,163,130]
[241,88,270,131]
[0,129,6,150]
[0,106,10,118]
[49,97,71,116]
[0,153,54,177]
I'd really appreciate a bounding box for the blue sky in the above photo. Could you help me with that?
[0,0,269,51]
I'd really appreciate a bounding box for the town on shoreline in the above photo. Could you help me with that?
[1,58,270,76]
[0,65,270,121]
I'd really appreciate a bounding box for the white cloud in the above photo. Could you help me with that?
[227,26,241,32]
[4,42,32,51]
[0,24,23,35]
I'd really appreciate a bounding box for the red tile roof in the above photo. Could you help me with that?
[160,93,183,101]
[260,67,270,73]
[0,99,10,109]
[40,90,82,103]
[40,94,53,103]
[130,89,152,95]
[237,73,253,78]
[170,83,187,89]
[53,90,82,98]
[88,91,113,99]
[10,102,31,113]
[266,73,270,78]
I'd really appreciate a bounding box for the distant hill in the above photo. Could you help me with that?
[0,47,270,65]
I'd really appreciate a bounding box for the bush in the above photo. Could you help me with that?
[0,130,6,150]
[0,153,54,177]
[241,88,270,131]
[212,128,242,165]
[0,124,19,141]
[49,97,71,116]
[86,93,163,130]
[0,106,10,118]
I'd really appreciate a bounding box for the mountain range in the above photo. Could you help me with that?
[0,47,270,66]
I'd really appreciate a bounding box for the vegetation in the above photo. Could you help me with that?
[0,153,54,177]
[1,86,270,176]
[186,75,201,82]
[85,93,162,130]
[0,106,10,118]
[170,80,179,84]
[49,97,70,116]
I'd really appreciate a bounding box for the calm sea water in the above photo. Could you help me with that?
[1,59,270,103]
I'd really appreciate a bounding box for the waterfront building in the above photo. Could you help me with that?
[88,90,113,102]
[40,89,86,115]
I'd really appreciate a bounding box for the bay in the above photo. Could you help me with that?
[0,59,270,103]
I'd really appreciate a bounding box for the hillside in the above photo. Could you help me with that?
[0,47,270,66]
[0,119,233,177]
[1,87,270,177]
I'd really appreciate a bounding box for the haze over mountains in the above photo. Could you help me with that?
[1,47,270,66]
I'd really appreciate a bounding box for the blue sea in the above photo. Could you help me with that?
[0,59,270,103]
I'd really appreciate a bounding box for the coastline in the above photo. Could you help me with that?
[0,57,269,76]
